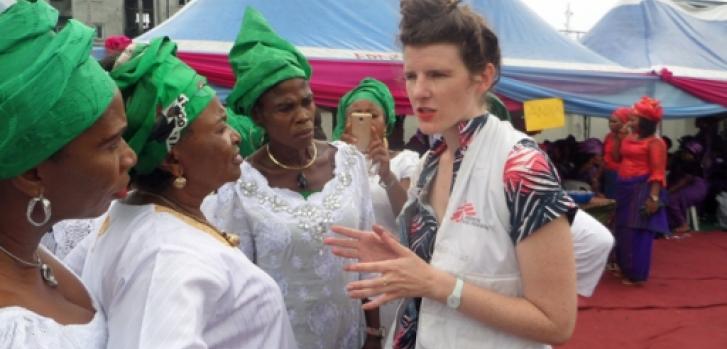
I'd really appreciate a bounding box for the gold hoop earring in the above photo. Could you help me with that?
[173,176,187,189]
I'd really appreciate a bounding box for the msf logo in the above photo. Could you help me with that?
[451,202,476,223]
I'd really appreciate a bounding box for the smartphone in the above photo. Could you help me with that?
[350,112,372,152]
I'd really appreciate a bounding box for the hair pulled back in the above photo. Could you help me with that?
[399,0,501,85]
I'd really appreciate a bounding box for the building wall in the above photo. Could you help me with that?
[69,0,124,40]
[48,0,72,17]
[48,0,189,41]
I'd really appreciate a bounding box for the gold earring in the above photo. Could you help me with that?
[173,176,187,189]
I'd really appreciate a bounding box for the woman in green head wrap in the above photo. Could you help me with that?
[0,0,137,346]
[203,7,380,349]
[74,36,297,349]
[334,77,422,340]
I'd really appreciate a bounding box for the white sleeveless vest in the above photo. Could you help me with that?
[391,116,551,349]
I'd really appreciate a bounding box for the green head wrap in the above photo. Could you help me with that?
[226,107,266,157]
[227,6,312,117]
[111,37,215,175]
[333,78,396,140]
[0,0,117,179]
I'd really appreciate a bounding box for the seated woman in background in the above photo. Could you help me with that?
[567,138,604,196]
[667,137,707,234]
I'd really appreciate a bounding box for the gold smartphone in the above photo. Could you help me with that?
[350,112,372,152]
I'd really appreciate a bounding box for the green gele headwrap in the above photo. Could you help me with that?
[0,0,117,179]
[333,77,396,140]
[227,6,312,116]
[226,107,266,157]
[111,37,215,175]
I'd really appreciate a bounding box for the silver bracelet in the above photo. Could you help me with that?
[378,174,397,189]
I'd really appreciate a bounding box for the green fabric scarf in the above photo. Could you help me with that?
[227,6,312,117]
[0,0,116,179]
[333,77,396,140]
[111,37,215,175]
[226,107,266,157]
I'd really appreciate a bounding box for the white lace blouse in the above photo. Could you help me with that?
[0,306,106,349]
[0,249,107,349]
[204,141,374,349]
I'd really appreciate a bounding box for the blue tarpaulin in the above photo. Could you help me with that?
[134,0,726,117]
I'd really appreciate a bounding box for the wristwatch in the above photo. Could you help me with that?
[446,277,464,309]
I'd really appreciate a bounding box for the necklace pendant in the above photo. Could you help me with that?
[296,172,308,190]
[223,232,241,247]
[40,263,58,288]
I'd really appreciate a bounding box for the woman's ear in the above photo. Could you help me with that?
[159,149,184,178]
[10,167,45,198]
[251,105,265,126]
[475,63,496,95]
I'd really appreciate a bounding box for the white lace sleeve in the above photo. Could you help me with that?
[43,218,103,260]
[391,150,421,181]
[203,183,255,262]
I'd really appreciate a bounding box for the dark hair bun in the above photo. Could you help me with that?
[399,0,501,85]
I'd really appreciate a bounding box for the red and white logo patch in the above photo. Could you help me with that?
[451,202,477,223]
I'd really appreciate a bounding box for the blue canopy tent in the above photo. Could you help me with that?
[134,0,725,117]
[582,0,727,109]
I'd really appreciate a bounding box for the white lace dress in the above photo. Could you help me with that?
[204,141,374,349]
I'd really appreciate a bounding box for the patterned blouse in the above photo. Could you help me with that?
[394,115,576,349]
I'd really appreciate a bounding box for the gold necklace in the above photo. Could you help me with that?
[0,245,58,287]
[266,143,318,170]
[266,143,318,190]
[136,191,240,247]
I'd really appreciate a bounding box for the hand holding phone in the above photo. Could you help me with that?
[350,112,372,152]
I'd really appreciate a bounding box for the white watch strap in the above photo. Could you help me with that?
[452,277,464,297]
[447,277,464,309]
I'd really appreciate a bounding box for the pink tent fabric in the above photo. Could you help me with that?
[178,52,412,113]
[659,69,727,109]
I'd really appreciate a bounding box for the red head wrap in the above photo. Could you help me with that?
[611,107,631,123]
[104,35,132,52]
[632,96,663,122]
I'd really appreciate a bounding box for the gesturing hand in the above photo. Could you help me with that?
[325,225,450,310]
[325,225,400,263]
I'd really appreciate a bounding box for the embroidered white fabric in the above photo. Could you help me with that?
[0,301,107,349]
[204,141,374,349]
[41,218,103,260]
